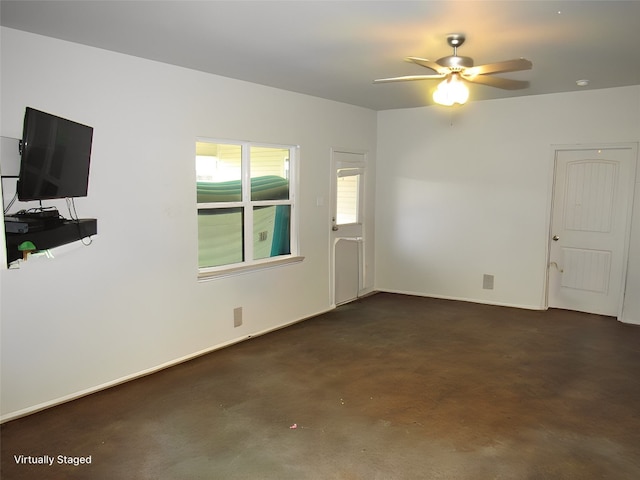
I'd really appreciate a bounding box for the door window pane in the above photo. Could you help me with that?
[336,169,361,225]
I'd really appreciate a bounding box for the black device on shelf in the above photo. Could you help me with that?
[5,216,46,234]
[7,208,64,230]
[17,107,93,201]
[5,218,97,264]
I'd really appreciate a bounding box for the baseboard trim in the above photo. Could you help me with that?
[0,306,335,424]
[375,288,545,311]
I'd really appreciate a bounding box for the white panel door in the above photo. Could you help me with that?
[548,146,637,316]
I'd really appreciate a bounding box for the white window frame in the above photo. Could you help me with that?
[197,138,303,280]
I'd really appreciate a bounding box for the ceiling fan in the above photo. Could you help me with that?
[374,34,533,105]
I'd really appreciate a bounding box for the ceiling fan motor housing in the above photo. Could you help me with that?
[437,55,474,71]
[439,34,473,71]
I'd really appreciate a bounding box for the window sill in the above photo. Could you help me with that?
[198,255,305,281]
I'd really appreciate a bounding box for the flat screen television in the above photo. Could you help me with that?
[17,107,93,201]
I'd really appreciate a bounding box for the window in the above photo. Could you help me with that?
[196,139,299,277]
[336,168,362,225]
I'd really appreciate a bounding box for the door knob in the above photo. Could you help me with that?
[552,235,560,241]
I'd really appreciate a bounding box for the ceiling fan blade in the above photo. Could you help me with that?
[463,74,530,90]
[373,74,446,84]
[406,57,449,74]
[465,58,532,76]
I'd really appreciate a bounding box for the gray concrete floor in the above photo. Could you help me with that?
[2,293,640,479]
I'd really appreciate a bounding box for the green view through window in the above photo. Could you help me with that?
[196,140,298,273]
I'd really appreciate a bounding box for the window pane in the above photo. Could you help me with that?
[250,146,290,201]
[198,208,244,267]
[253,205,291,260]
[336,171,360,225]
[196,143,242,202]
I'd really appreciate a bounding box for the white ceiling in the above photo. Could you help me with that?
[1,0,639,110]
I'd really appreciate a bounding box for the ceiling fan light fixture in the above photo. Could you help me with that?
[433,74,469,106]
[374,34,531,106]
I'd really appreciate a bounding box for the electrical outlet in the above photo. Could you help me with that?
[483,274,494,290]
[233,307,243,327]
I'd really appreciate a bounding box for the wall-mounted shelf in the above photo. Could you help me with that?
[5,218,97,264]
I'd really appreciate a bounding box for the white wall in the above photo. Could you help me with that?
[622,89,640,323]
[0,28,377,420]
[376,86,640,316]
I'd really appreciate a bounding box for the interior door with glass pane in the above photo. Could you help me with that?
[331,150,365,305]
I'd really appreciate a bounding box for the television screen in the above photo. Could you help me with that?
[17,107,93,201]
